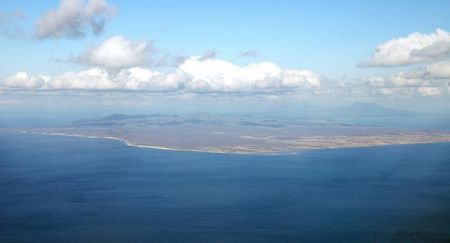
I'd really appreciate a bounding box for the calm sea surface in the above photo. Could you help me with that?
[1,133,449,242]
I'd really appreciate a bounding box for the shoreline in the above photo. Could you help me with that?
[20,131,237,155]
[19,130,284,155]
[13,130,450,155]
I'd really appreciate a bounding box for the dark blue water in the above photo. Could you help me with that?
[1,134,450,243]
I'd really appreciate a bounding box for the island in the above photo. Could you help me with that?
[6,113,450,154]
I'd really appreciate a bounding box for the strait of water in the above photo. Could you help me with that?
[1,133,450,242]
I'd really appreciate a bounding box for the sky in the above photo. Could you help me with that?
[1,0,450,118]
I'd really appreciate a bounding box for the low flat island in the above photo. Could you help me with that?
[7,114,450,154]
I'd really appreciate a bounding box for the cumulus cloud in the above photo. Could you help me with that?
[116,67,184,91]
[364,71,448,97]
[35,0,116,39]
[421,61,450,79]
[358,29,450,97]
[4,69,114,90]
[77,35,157,69]
[417,87,441,97]
[5,53,448,98]
[361,29,450,67]
[178,57,320,92]
[4,72,49,89]
[46,68,117,90]
[1,57,322,94]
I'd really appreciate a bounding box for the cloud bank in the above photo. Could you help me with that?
[35,0,116,39]
[364,62,450,97]
[362,29,450,67]
[356,29,450,98]
[3,25,450,100]
[2,57,322,94]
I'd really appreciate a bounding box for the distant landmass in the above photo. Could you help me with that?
[4,109,450,154]
[318,102,450,130]
[329,101,413,117]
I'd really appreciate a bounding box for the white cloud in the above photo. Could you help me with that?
[4,72,49,89]
[77,35,156,69]
[282,70,320,88]
[362,29,450,67]
[116,67,183,91]
[358,29,450,97]
[4,69,116,90]
[6,54,449,99]
[35,0,116,39]
[47,68,117,90]
[417,87,440,97]
[1,57,322,94]
[179,57,321,92]
[364,72,448,97]
[423,61,450,79]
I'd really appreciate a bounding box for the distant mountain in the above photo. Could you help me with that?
[73,114,148,124]
[68,109,450,130]
[71,113,291,127]
[327,102,414,117]
[103,114,150,120]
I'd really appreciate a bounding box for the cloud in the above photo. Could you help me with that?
[1,68,177,91]
[77,35,157,69]
[178,57,321,92]
[4,72,48,89]
[238,49,258,58]
[171,53,189,66]
[5,53,448,99]
[361,29,450,67]
[359,29,450,97]
[3,69,115,90]
[416,87,441,97]
[46,68,117,89]
[35,0,116,39]
[116,67,184,91]
[199,49,218,61]
[364,71,448,97]
[422,61,450,79]
[1,57,322,94]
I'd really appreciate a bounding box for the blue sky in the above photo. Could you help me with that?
[2,0,450,76]
[1,0,450,116]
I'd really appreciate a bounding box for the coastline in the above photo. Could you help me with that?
[19,131,234,155]
[13,130,450,155]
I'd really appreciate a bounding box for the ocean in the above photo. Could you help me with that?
[1,133,449,242]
